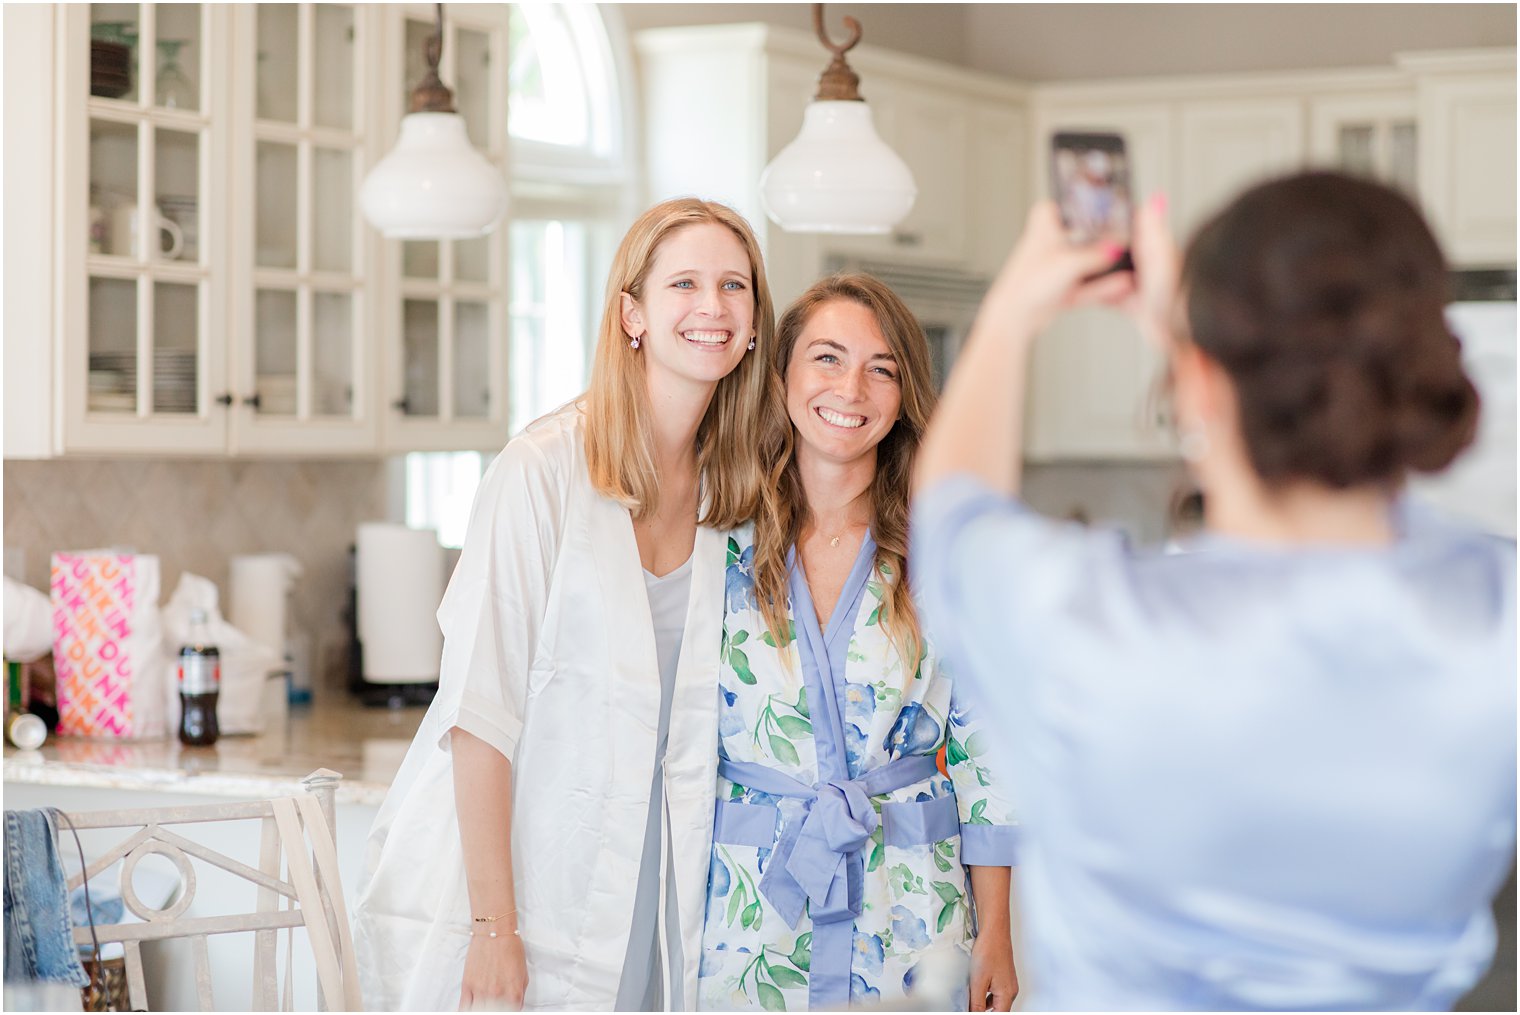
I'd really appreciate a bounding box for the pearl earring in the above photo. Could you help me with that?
[629,334,641,350]
[1177,423,1210,462]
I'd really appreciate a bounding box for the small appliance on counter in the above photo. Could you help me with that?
[350,522,444,708]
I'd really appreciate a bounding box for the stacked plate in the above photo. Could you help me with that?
[90,40,132,99]
[87,350,198,414]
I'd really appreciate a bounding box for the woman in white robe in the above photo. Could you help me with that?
[353,198,776,1011]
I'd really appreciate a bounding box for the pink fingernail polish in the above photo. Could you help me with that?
[1152,192,1169,215]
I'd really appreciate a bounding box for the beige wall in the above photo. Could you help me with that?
[3,458,389,694]
[620,3,1515,80]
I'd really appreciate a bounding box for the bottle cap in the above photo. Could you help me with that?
[8,712,47,751]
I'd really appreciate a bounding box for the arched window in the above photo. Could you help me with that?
[508,3,622,163]
[505,2,634,434]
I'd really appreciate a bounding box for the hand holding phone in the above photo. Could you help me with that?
[1050,131,1134,273]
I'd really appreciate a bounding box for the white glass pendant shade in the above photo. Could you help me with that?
[760,100,916,234]
[359,112,508,239]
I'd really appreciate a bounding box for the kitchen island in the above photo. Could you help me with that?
[2,699,427,806]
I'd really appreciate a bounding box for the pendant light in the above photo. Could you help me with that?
[759,4,916,235]
[360,3,507,238]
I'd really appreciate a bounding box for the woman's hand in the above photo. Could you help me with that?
[968,930,1018,1011]
[1120,193,1182,352]
[459,930,528,1012]
[976,200,1137,344]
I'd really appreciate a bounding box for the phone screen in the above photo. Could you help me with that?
[1051,132,1133,249]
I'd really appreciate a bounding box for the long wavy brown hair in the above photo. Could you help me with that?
[753,274,937,667]
[584,198,776,527]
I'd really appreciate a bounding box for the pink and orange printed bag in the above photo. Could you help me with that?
[51,551,167,739]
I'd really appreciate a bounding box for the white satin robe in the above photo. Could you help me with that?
[352,405,725,1011]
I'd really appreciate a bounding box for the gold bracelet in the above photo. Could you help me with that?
[471,927,521,938]
[472,910,517,924]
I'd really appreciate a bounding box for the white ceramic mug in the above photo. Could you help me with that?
[111,202,184,259]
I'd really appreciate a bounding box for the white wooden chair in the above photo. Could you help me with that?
[58,769,362,1012]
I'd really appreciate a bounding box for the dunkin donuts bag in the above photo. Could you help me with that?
[51,551,167,738]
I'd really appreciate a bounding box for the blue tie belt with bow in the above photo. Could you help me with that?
[712,753,961,1007]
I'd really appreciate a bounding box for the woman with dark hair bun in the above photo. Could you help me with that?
[910,171,1516,1010]
[1183,172,1479,489]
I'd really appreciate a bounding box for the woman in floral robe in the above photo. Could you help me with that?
[698,275,1019,1011]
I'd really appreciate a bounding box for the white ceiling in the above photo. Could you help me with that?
[617,3,1516,81]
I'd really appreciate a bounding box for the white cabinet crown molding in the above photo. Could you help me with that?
[633,22,1031,103]
[1395,48,1517,75]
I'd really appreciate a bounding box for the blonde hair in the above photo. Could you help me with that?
[584,199,776,526]
[753,274,936,667]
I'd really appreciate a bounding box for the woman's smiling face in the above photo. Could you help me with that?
[785,298,903,469]
[621,221,755,396]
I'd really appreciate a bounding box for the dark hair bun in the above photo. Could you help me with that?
[1183,172,1479,489]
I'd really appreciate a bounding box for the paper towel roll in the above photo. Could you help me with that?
[229,553,301,659]
[356,523,444,684]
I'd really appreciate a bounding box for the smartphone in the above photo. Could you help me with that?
[1050,131,1134,272]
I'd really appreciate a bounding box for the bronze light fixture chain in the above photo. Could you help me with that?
[811,3,865,102]
[408,2,456,113]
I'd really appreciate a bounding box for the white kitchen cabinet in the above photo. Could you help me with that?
[1176,97,1306,236]
[54,3,232,455]
[634,24,1028,310]
[1016,54,1516,462]
[5,2,511,459]
[966,103,1027,276]
[1404,51,1517,268]
[1307,87,1419,194]
[229,3,382,455]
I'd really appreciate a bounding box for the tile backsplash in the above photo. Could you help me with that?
[3,455,1188,692]
[3,458,390,693]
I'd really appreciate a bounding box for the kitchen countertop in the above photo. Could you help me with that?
[2,700,429,806]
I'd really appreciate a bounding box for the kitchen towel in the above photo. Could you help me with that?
[356,523,444,684]
[4,577,53,663]
[50,551,165,739]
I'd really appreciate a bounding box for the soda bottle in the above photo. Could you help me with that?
[178,608,220,746]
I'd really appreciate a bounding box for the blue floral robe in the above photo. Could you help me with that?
[698,528,1018,1011]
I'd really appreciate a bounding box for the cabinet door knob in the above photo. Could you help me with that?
[242,393,262,410]
[213,392,234,406]
[392,397,410,413]
[893,231,923,247]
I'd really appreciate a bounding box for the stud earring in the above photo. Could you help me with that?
[1177,423,1210,462]
[629,334,641,350]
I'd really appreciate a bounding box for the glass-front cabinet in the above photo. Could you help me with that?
[382,3,511,451]
[60,3,228,453]
[230,2,379,453]
[1308,89,1420,197]
[54,2,514,457]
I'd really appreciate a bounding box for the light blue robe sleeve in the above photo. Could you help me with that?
[909,473,1130,764]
